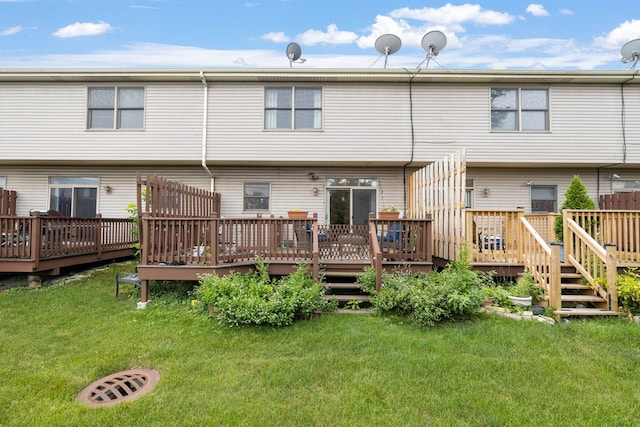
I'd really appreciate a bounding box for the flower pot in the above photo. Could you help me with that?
[378,211,399,220]
[287,211,308,219]
[508,295,532,307]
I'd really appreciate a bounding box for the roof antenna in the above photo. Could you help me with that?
[373,34,402,68]
[286,42,306,68]
[621,39,640,70]
[417,31,447,69]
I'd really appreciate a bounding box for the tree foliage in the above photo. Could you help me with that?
[554,175,596,241]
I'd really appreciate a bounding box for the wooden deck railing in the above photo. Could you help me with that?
[465,210,524,263]
[564,215,618,310]
[520,216,561,309]
[0,213,137,265]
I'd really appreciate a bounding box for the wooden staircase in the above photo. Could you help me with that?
[322,262,371,314]
[555,267,619,318]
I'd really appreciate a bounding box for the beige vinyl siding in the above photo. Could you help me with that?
[208,166,405,224]
[0,166,406,222]
[467,167,640,213]
[0,83,203,163]
[207,83,412,165]
[411,85,632,166]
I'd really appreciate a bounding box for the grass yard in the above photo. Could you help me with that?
[1,262,640,426]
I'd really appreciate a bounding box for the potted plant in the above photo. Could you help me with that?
[507,271,544,307]
[287,208,308,219]
[378,205,399,219]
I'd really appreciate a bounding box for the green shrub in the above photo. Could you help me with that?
[359,246,489,326]
[617,268,640,315]
[554,175,596,241]
[195,259,334,327]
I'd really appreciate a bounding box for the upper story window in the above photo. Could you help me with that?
[243,183,270,212]
[265,87,322,130]
[491,88,548,131]
[88,87,144,129]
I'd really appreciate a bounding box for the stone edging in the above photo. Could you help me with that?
[480,306,556,324]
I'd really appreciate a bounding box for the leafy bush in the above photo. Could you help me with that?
[358,246,490,326]
[617,268,640,315]
[195,259,335,327]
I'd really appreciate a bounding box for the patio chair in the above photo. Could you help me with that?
[115,272,141,297]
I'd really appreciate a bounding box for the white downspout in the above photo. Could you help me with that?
[200,71,215,192]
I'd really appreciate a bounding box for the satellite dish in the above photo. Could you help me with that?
[286,42,306,68]
[418,31,447,69]
[621,38,640,69]
[374,34,402,68]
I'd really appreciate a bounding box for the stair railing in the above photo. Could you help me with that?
[564,214,618,310]
[520,216,562,309]
[368,216,383,292]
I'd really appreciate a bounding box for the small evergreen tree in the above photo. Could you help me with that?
[554,175,596,241]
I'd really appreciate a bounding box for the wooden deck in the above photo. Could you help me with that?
[136,214,434,302]
[0,212,137,275]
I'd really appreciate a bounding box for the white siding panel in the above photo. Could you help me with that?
[0,83,203,162]
[207,84,412,164]
[467,167,640,213]
[411,85,632,165]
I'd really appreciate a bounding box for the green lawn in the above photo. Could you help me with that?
[1,262,640,426]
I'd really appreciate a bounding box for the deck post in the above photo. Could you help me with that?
[606,245,618,311]
[210,212,219,266]
[30,212,41,270]
[95,213,103,257]
[549,244,562,310]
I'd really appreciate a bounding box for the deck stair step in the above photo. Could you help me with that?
[540,265,619,317]
[556,308,620,317]
[324,294,369,302]
[321,266,371,311]
[561,294,606,303]
[561,283,591,291]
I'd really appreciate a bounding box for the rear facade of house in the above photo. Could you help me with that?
[1,69,639,224]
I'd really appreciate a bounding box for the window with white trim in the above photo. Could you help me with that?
[88,87,144,129]
[465,179,474,208]
[0,176,5,190]
[243,183,270,211]
[265,87,322,129]
[49,177,98,217]
[491,88,549,131]
[531,185,556,213]
[612,180,640,193]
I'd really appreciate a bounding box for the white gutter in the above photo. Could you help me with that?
[200,71,215,192]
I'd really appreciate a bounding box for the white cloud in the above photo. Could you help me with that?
[559,9,574,15]
[593,20,640,49]
[261,31,290,43]
[390,4,515,26]
[1,25,22,36]
[52,21,112,38]
[526,4,549,17]
[296,24,358,46]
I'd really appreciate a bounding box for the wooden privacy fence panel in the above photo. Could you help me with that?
[599,192,640,210]
[137,173,221,217]
[0,190,17,216]
[408,149,465,261]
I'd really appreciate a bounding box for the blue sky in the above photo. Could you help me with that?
[1,0,639,70]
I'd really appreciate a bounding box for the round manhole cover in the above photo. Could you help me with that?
[77,368,160,407]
